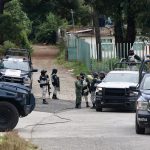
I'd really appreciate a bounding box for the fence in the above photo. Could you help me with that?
[67,34,91,69]
[66,34,150,72]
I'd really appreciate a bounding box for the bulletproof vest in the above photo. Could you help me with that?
[40,75,48,85]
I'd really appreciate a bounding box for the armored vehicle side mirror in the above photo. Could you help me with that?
[129,86,139,92]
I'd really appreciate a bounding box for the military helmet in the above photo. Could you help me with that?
[93,72,98,78]
[41,69,47,74]
[129,49,134,55]
[80,72,85,79]
[52,68,57,74]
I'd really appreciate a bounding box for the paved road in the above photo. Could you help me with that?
[16,98,150,150]
[16,45,150,150]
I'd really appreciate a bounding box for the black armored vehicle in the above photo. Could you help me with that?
[0,82,35,131]
[135,56,150,134]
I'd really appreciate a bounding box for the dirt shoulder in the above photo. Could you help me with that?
[32,45,76,101]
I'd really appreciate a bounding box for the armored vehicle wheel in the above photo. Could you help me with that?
[96,107,102,112]
[0,101,19,132]
[135,117,145,134]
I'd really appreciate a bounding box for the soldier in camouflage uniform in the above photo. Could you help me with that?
[75,75,83,108]
[80,72,90,107]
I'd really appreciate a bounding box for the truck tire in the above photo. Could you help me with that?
[96,106,102,112]
[135,117,145,134]
[0,101,19,132]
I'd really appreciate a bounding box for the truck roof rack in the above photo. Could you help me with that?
[113,61,141,71]
[4,48,31,62]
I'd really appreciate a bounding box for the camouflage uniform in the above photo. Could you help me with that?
[39,70,49,104]
[75,76,83,108]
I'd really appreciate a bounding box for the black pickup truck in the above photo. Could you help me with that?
[135,56,150,134]
[0,82,35,131]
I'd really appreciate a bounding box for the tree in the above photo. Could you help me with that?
[0,0,31,49]
[84,0,104,60]
[35,13,64,44]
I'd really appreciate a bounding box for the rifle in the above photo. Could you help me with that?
[47,82,51,98]
[56,77,60,91]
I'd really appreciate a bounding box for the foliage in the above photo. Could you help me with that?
[0,132,38,150]
[5,0,31,35]
[1,0,150,45]
[91,58,120,73]
[19,31,32,51]
[35,13,68,44]
[0,40,17,55]
[75,4,91,26]
[0,0,32,50]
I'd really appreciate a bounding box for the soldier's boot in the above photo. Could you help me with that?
[52,94,59,100]
[75,103,78,108]
[78,103,81,109]
[55,95,59,100]
[86,102,90,107]
[90,103,95,109]
[43,99,48,104]
[52,94,56,99]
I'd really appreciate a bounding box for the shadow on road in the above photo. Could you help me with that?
[35,98,75,113]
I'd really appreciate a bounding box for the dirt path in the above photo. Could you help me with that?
[32,45,76,101]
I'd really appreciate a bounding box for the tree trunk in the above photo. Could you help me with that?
[0,0,4,44]
[0,0,4,14]
[93,9,102,61]
[126,0,136,48]
[114,5,124,58]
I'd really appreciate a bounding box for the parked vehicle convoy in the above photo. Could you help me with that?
[0,55,37,88]
[0,82,35,131]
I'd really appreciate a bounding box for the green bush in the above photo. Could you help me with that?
[0,41,17,55]
[19,31,33,52]
[91,58,120,73]
[35,13,58,44]
[0,0,32,51]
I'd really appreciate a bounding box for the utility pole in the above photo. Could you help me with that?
[70,9,75,32]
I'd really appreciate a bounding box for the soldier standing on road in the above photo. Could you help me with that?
[80,73,90,107]
[51,68,60,100]
[38,70,49,104]
[75,75,83,108]
[90,72,101,109]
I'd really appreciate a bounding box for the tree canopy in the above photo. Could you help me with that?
[0,0,149,46]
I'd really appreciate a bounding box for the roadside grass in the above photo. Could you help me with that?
[0,132,38,150]
[57,41,120,75]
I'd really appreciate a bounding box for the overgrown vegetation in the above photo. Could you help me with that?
[0,0,32,50]
[0,132,38,150]
[91,58,120,73]
[0,41,17,55]
[57,41,119,74]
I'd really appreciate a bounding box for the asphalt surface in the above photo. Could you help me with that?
[16,98,150,150]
